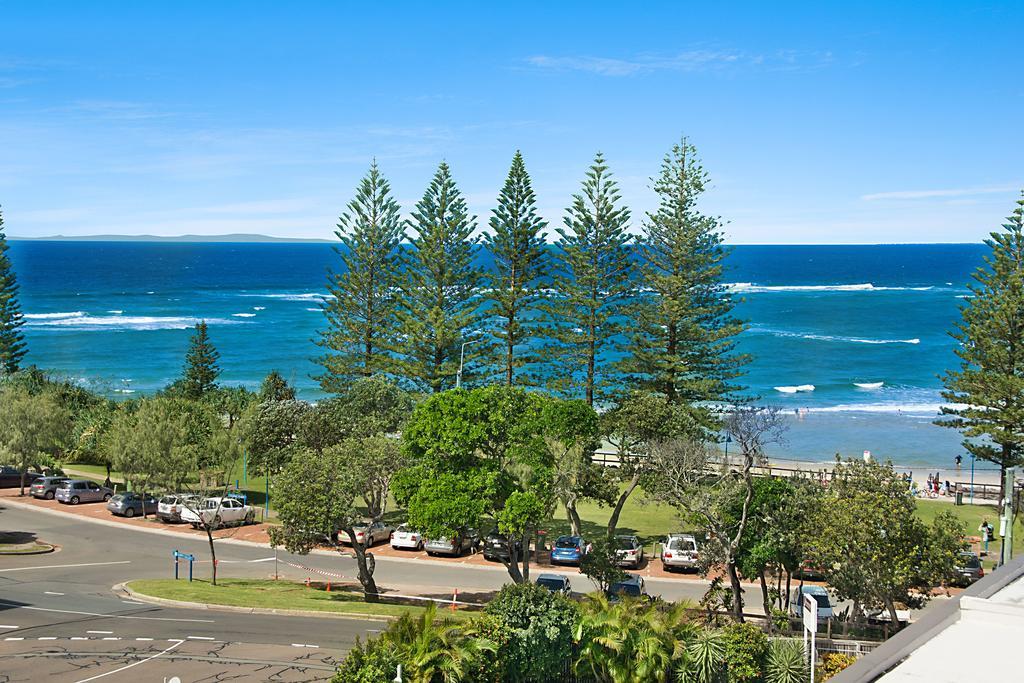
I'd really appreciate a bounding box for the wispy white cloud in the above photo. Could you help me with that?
[524,49,834,76]
[861,185,1020,201]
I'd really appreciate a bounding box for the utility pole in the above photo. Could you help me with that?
[455,339,480,389]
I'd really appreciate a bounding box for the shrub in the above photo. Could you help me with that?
[722,622,769,682]
[332,635,399,683]
[485,582,578,682]
[765,639,809,683]
[817,652,856,681]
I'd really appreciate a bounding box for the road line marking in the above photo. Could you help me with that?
[38,636,57,640]
[247,556,276,563]
[74,637,184,683]
[5,637,24,641]
[0,560,131,573]
[43,591,65,596]
[0,601,215,623]
[87,631,113,634]
[187,635,215,640]
[102,637,119,641]
[121,600,145,605]
[0,625,18,629]
[291,643,319,648]
[71,636,88,640]
[135,637,153,641]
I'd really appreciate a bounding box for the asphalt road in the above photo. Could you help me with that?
[0,497,713,681]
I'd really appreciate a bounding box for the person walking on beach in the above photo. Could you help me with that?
[979,520,992,555]
[955,454,962,469]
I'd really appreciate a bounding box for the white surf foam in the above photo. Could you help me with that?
[26,315,244,331]
[775,384,815,393]
[750,327,920,345]
[854,381,884,389]
[243,292,328,302]
[24,311,85,320]
[729,282,936,294]
[232,313,256,318]
[808,402,966,416]
[253,306,266,311]
[107,310,123,315]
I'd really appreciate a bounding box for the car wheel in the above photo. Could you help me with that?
[103,493,112,502]
[190,523,199,529]
[245,511,255,525]
[124,507,135,518]
[45,491,54,500]
[70,495,80,505]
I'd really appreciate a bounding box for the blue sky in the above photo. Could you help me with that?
[0,1,1021,244]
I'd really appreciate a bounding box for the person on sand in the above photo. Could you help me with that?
[955,454,962,469]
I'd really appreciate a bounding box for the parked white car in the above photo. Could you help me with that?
[391,523,425,550]
[181,497,255,529]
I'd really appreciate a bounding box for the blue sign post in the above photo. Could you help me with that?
[173,550,195,582]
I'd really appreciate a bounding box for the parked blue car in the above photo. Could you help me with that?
[550,535,588,566]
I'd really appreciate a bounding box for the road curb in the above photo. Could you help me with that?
[0,543,56,555]
[116,582,395,622]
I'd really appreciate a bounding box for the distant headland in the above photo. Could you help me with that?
[8,233,333,243]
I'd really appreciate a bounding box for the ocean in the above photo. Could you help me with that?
[7,241,990,470]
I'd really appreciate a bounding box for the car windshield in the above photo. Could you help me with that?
[110,494,124,502]
[537,578,565,590]
[160,496,176,504]
[960,555,981,569]
[611,582,641,596]
[555,538,579,549]
[798,592,830,608]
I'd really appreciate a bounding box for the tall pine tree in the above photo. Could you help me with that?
[542,153,633,406]
[939,192,1024,482]
[624,138,747,426]
[398,162,484,393]
[318,161,405,392]
[0,207,27,374]
[483,151,548,385]
[181,321,221,399]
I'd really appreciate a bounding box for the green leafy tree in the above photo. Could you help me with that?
[543,152,633,406]
[298,376,412,456]
[381,604,498,682]
[318,162,406,391]
[242,399,310,477]
[0,209,26,374]
[483,151,548,386]
[180,321,221,400]
[0,388,71,494]
[485,582,578,682]
[765,639,810,683]
[207,385,255,429]
[808,458,964,626]
[939,192,1024,481]
[721,622,768,683]
[258,370,295,402]
[398,162,485,392]
[579,536,628,593]
[624,137,748,419]
[271,444,388,600]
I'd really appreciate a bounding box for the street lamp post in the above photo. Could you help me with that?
[455,339,481,389]
[970,453,976,505]
[724,435,732,466]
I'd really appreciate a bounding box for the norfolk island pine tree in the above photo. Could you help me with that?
[0,207,27,375]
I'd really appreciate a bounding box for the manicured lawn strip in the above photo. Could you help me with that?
[127,578,470,619]
[915,498,1024,558]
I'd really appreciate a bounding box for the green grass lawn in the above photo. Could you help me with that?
[127,578,468,619]
[915,498,1024,561]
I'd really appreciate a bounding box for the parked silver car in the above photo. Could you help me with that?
[107,492,158,518]
[339,520,394,547]
[536,573,572,596]
[55,479,113,505]
[425,528,480,557]
[30,476,69,500]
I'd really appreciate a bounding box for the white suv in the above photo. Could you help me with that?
[181,497,254,529]
[660,533,700,571]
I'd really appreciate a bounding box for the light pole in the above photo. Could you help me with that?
[455,339,481,389]
[724,435,732,466]
[970,453,976,504]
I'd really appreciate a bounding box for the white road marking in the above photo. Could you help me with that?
[74,637,185,683]
[43,591,65,596]
[87,631,113,634]
[0,625,18,629]
[247,556,276,563]
[0,601,215,623]
[291,643,319,648]
[121,600,145,605]
[38,636,57,640]
[187,635,215,640]
[135,637,153,641]
[102,637,119,641]
[0,560,131,573]
[5,637,24,641]
[71,636,88,641]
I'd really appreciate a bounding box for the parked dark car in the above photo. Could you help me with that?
[424,527,480,557]
[550,535,588,566]
[535,573,572,596]
[30,476,70,500]
[483,529,522,562]
[954,551,985,586]
[606,574,648,602]
[107,492,158,518]
[0,466,41,488]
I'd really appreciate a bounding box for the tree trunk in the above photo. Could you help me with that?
[784,568,792,612]
[206,527,218,586]
[565,500,582,537]
[607,472,641,536]
[502,543,525,584]
[521,530,531,583]
[19,465,26,496]
[727,559,744,622]
[759,570,772,632]
[346,529,379,601]
[884,596,901,631]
